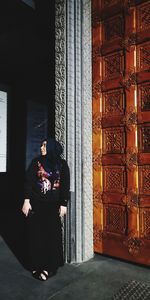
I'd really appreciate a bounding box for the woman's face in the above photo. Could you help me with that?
[40,141,47,156]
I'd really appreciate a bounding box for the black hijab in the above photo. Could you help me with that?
[39,138,63,171]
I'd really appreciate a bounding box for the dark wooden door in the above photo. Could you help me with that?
[92,0,150,265]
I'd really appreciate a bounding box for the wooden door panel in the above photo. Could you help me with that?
[140,208,150,239]
[138,82,150,124]
[137,1,150,32]
[103,204,127,235]
[103,127,125,154]
[103,166,126,193]
[138,124,150,153]
[139,166,150,195]
[92,0,150,265]
[137,42,150,73]
[102,88,125,116]
[101,14,124,55]
[101,51,124,90]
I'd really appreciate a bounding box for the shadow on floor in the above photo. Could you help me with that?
[0,209,29,270]
[0,210,150,300]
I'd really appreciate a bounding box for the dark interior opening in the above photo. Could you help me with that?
[0,0,55,210]
[0,0,55,269]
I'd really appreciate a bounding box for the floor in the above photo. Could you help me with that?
[0,233,150,300]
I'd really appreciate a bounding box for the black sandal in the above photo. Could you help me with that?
[32,269,56,281]
[32,270,37,278]
[39,270,49,281]
[32,270,49,281]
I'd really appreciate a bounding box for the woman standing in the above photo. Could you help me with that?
[22,138,70,281]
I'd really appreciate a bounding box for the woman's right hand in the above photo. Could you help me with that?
[22,199,32,217]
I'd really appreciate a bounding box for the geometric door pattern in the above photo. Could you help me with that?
[92,0,150,265]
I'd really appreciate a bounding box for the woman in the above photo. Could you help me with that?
[22,138,70,281]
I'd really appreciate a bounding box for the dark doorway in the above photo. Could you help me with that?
[0,0,55,269]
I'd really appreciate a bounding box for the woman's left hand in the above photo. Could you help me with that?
[59,206,67,217]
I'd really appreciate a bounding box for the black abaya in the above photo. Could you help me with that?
[27,203,63,272]
[24,154,70,273]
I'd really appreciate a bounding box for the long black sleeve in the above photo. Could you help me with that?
[24,158,37,199]
[60,159,70,206]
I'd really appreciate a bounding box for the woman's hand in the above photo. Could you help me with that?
[22,199,32,217]
[59,205,67,217]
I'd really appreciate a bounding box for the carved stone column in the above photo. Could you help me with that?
[55,0,66,152]
[55,0,93,263]
[82,0,93,261]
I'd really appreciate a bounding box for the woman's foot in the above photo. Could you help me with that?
[32,269,57,281]
[39,270,49,281]
[32,270,37,277]
[31,270,47,281]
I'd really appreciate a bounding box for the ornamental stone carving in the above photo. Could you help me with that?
[55,0,66,150]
